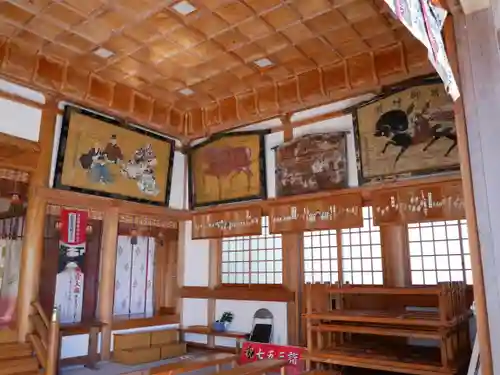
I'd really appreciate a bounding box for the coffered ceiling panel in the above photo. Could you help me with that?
[0,0,433,138]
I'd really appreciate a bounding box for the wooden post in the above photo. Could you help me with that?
[443,15,495,375]
[98,206,119,360]
[46,306,59,375]
[16,99,57,342]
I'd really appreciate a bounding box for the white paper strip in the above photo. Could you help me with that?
[384,0,460,100]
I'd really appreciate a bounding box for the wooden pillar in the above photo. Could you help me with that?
[16,99,57,342]
[207,239,220,348]
[282,233,301,345]
[98,206,118,360]
[445,12,496,375]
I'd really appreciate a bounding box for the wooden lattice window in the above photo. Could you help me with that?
[221,216,283,285]
[341,207,383,285]
[303,230,339,284]
[303,207,383,285]
[408,219,471,285]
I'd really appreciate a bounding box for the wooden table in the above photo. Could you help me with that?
[179,325,248,353]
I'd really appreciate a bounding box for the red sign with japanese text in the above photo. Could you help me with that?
[61,209,88,245]
[240,342,304,375]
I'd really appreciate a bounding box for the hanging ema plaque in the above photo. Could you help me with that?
[192,207,262,239]
[269,193,363,234]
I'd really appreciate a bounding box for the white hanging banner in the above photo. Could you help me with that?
[54,209,88,324]
[384,0,460,100]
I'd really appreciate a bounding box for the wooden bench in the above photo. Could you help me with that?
[210,359,288,375]
[150,353,239,375]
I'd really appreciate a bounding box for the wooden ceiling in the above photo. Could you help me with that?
[0,0,433,140]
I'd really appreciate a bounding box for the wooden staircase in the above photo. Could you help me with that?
[0,302,60,375]
[0,340,39,375]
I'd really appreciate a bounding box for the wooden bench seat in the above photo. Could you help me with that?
[150,353,238,375]
[311,323,443,340]
[210,359,288,375]
[302,371,341,375]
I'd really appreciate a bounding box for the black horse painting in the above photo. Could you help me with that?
[373,102,457,167]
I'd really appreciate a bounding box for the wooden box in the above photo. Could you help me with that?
[151,329,178,345]
[114,347,161,365]
[113,332,151,350]
[160,343,187,359]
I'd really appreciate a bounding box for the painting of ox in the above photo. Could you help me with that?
[275,133,348,197]
[54,106,174,206]
[188,132,267,208]
[354,79,460,184]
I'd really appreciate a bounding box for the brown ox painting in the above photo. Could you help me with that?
[188,132,267,208]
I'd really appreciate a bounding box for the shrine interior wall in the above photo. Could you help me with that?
[180,112,357,348]
[0,79,187,358]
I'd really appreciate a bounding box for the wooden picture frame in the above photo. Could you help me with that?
[188,131,268,209]
[54,105,175,206]
[353,77,460,184]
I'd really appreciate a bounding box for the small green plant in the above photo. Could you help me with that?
[216,311,234,324]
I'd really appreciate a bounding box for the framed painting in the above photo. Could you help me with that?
[188,131,268,208]
[54,105,175,206]
[354,79,460,184]
[275,133,348,197]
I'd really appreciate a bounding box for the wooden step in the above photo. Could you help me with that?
[0,329,17,344]
[0,343,33,360]
[0,358,39,375]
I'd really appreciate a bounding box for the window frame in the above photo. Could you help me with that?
[406,219,471,285]
[219,216,284,287]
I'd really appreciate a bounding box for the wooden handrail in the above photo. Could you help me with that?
[28,303,59,375]
[31,301,49,328]
[45,306,60,375]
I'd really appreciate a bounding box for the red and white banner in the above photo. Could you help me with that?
[60,209,88,245]
[240,342,304,375]
[384,0,460,100]
[55,209,88,324]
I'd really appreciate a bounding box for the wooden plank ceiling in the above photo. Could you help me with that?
[0,0,433,140]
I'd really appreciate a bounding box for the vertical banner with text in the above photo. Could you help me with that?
[384,0,460,100]
[55,209,88,324]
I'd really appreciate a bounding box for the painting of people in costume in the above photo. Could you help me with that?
[55,106,174,206]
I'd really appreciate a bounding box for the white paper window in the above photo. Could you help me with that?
[303,230,339,284]
[341,207,383,285]
[221,216,283,285]
[408,220,471,285]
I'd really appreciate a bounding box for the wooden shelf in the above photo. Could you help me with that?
[303,310,464,328]
[310,323,443,340]
[303,344,456,375]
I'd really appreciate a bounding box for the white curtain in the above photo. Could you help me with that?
[0,238,22,299]
[113,236,155,316]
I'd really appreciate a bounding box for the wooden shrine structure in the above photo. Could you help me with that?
[0,0,497,375]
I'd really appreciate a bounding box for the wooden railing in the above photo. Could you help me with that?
[28,302,59,375]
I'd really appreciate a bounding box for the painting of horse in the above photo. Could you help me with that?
[354,80,460,184]
[188,132,267,208]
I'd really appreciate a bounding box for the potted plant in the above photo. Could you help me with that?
[212,311,234,332]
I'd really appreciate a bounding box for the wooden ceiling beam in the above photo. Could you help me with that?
[0,41,188,142]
